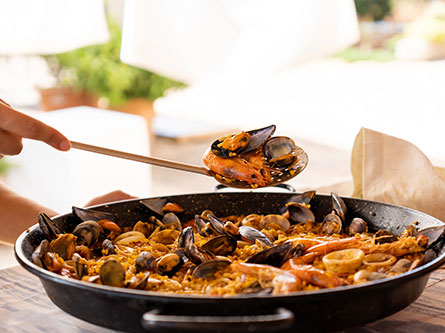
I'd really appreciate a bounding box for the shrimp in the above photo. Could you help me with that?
[281,261,349,288]
[230,262,301,294]
[305,236,360,256]
[359,237,424,257]
[203,150,271,187]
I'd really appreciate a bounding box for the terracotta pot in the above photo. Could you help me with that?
[39,87,98,111]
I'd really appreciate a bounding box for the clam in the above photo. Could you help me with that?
[347,217,368,235]
[241,214,264,230]
[149,229,179,245]
[211,125,276,158]
[162,212,182,231]
[321,213,342,235]
[390,259,412,273]
[135,251,157,273]
[353,270,387,284]
[157,250,186,276]
[263,136,298,168]
[192,259,231,279]
[238,226,273,247]
[73,221,101,247]
[201,235,237,256]
[128,272,150,290]
[73,253,87,279]
[260,214,290,232]
[100,259,125,287]
[286,202,315,224]
[133,221,154,237]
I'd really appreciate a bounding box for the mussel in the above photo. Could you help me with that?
[246,242,303,267]
[238,226,273,247]
[211,125,276,158]
[38,212,63,241]
[201,235,237,256]
[72,206,118,223]
[331,192,347,223]
[286,202,315,224]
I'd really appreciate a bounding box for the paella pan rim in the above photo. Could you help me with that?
[14,192,445,302]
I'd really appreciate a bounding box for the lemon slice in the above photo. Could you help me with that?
[322,248,365,274]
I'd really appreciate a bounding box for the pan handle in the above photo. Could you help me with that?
[213,183,296,192]
[141,307,294,331]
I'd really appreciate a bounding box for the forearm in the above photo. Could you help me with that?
[0,182,57,244]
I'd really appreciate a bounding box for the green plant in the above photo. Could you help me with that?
[355,0,392,21]
[45,20,185,107]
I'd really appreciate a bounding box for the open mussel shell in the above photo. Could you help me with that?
[73,221,101,247]
[238,226,273,247]
[192,258,231,279]
[331,193,347,223]
[72,206,118,223]
[201,235,237,256]
[287,190,316,206]
[246,242,294,267]
[38,212,63,241]
[208,215,226,235]
[140,198,167,216]
[178,226,194,249]
[414,226,445,249]
[211,125,276,158]
[32,239,52,268]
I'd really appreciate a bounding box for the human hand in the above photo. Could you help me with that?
[84,190,137,207]
[0,97,70,158]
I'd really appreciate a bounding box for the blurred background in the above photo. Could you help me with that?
[1,0,445,214]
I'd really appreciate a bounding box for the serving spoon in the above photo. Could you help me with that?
[70,140,308,189]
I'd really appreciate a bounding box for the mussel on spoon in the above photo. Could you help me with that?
[70,125,308,189]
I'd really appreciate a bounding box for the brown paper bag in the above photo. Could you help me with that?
[351,128,445,222]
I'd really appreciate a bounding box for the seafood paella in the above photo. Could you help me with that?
[31,191,444,296]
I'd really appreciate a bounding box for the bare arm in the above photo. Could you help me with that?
[0,182,57,244]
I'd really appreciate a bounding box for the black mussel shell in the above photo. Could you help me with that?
[331,193,347,223]
[287,190,316,206]
[246,242,294,267]
[414,226,445,248]
[72,206,117,223]
[194,215,210,236]
[208,215,226,235]
[286,202,315,224]
[178,226,194,249]
[32,239,52,268]
[185,243,216,266]
[192,259,231,279]
[140,198,167,216]
[211,125,276,158]
[263,136,298,168]
[374,230,398,244]
[201,235,237,256]
[38,212,63,241]
[73,253,87,280]
[238,226,273,247]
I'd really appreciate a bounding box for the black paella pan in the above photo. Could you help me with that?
[14,192,445,332]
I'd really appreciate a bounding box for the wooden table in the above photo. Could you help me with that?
[1,265,444,332]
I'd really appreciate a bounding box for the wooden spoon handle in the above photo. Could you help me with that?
[70,141,211,176]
